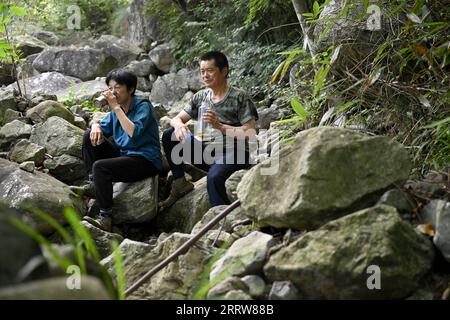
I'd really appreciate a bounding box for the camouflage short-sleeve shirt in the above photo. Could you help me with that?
[183,86,258,126]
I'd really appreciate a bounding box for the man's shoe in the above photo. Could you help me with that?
[83,214,112,232]
[158,176,194,211]
[70,182,96,199]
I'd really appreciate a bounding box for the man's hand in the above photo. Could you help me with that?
[90,123,104,146]
[203,110,221,130]
[174,123,191,143]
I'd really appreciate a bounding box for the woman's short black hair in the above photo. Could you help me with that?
[200,51,229,77]
[105,69,137,96]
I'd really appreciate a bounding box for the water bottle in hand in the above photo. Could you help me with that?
[197,101,213,141]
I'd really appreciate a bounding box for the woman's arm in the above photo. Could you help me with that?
[111,105,136,138]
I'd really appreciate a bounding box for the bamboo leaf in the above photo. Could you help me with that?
[112,241,126,300]
[290,97,308,118]
[7,217,73,271]
[64,208,100,262]
[10,6,27,16]
[329,45,341,65]
[407,12,422,24]
[313,1,320,18]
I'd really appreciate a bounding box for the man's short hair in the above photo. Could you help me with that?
[200,51,229,77]
[105,69,137,96]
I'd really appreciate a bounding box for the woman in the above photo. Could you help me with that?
[71,69,162,232]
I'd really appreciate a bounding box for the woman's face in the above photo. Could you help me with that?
[107,80,133,104]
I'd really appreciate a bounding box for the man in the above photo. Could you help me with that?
[71,69,162,231]
[160,51,258,210]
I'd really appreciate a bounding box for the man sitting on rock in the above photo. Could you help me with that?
[159,51,258,210]
[71,69,162,231]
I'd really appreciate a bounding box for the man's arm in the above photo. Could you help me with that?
[203,111,257,140]
[218,119,256,139]
[170,110,192,143]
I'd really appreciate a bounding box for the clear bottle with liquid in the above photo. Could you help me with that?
[197,101,213,141]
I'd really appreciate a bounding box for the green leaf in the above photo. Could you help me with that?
[112,241,126,300]
[313,1,320,18]
[7,216,73,271]
[10,6,27,15]
[407,13,422,24]
[290,97,308,119]
[313,65,330,96]
[423,117,450,129]
[329,45,341,65]
[271,60,284,84]
[31,208,75,245]
[368,66,385,86]
[64,208,100,262]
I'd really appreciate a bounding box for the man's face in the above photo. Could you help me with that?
[200,59,228,88]
[107,80,133,104]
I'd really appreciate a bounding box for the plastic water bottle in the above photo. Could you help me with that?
[197,101,213,141]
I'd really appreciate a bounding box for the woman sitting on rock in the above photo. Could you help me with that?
[71,69,162,232]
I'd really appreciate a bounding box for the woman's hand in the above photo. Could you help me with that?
[90,123,104,146]
[174,123,191,143]
[203,110,221,129]
[101,89,120,110]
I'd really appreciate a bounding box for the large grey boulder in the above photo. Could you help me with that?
[191,205,247,235]
[102,233,213,300]
[148,42,175,73]
[26,100,74,125]
[178,68,203,92]
[0,88,17,117]
[0,276,111,300]
[17,53,41,79]
[12,35,48,58]
[225,170,248,203]
[20,161,35,173]
[377,188,415,214]
[112,175,158,224]
[241,275,266,299]
[0,120,32,148]
[156,177,210,233]
[0,159,84,235]
[30,116,84,158]
[207,276,250,300]
[136,76,155,92]
[93,35,144,66]
[43,154,86,184]
[210,231,275,281]
[263,205,434,299]
[313,0,397,74]
[420,200,450,264]
[32,47,118,81]
[8,139,46,166]
[3,109,22,124]
[0,62,14,85]
[149,73,188,106]
[31,30,59,46]
[166,91,194,118]
[56,78,107,104]
[268,281,301,300]
[124,59,158,77]
[149,68,202,107]
[238,126,411,230]
[6,72,81,99]
[80,221,123,259]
